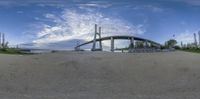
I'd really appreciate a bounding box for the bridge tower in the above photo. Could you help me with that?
[91,24,102,51]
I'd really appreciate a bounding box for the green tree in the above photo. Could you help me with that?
[135,41,144,48]
[165,39,177,48]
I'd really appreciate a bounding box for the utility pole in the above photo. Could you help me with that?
[194,33,197,47]
[2,33,5,48]
[0,32,1,48]
[198,31,200,47]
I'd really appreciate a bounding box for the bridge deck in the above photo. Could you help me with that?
[75,35,162,49]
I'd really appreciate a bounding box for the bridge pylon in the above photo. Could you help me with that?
[91,24,102,51]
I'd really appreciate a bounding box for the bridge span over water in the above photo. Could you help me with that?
[75,24,162,52]
[75,35,162,52]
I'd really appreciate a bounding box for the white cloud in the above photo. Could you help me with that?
[175,30,200,45]
[175,33,193,44]
[33,9,145,46]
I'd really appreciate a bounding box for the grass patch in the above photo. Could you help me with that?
[0,48,29,55]
[179,48,200,53]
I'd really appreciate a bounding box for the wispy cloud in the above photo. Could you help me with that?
[77,1,113,12]
[16,11,24,14]
[0,0,67,7]
[184,0,200,6]
[132,5,164,12]
[78,3,112,8]
[32,9,145,47]
[172,0,200,6]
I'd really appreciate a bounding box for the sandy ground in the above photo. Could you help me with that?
[0,51,200,99]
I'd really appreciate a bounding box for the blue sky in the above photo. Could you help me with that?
[0,0,200,49]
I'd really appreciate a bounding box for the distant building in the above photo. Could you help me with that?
[181,41,183,48]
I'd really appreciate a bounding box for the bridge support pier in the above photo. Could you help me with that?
[131,37,135,48]
[129,37,135,52]
[145,40,148,48]
[111,37,114,52]
[99,27,102,50]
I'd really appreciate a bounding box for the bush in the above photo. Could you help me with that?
[180,47,200,53]
[174,46,180,50]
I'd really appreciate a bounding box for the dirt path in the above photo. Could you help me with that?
[0,51,200,99]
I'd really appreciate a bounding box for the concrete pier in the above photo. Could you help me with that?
[130,37,135,48]
[129,37,135,52]
[145,40,148,48]
[111,37,114,52]
[99,27,102,50]
[92,24,98,51]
